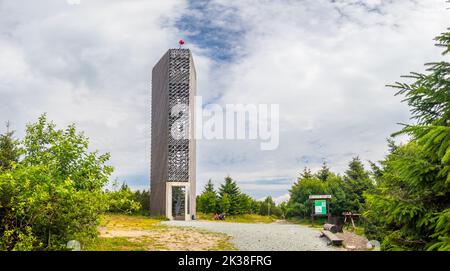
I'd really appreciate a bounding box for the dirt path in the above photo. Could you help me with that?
[163,220,344,251]
[92,215,234,251]
[99,227,231,251]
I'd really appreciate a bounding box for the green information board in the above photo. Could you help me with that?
[314,200,327,215]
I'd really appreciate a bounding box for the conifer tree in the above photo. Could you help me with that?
[197,180,218,214]
[316,162,331,181]
[299,167,313,180]
[218,193,231,214]
[343,157,373,211]
[204,179,215,193]
[218,176,242,215]
[364,28,450,251]
[0,122,20,171]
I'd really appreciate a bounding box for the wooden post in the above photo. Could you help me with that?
[327,200,332,223]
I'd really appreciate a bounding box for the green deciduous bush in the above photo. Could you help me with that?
[0,115,112,250]
[106,182,141,214]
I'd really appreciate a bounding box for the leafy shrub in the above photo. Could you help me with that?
[0,115,112,250]
[107,182,141,214]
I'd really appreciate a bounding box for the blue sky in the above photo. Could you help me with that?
[176,0,246,62]
[1,0,450,203]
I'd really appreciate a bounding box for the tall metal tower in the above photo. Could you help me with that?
[150,48,196,220]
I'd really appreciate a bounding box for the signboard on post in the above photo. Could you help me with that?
[309,195,332,225]
[314,199,327,215]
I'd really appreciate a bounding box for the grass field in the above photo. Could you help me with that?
[85,214,235,251]
[287,217,326,228]
[196,213,278,223]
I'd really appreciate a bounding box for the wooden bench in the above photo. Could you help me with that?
[323,223,340,233]
[320,230,343,246]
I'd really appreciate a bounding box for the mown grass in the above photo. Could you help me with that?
[86,237,148,251]
[197,213,278,223]
[287,217,329,228]
[99,214,163,230]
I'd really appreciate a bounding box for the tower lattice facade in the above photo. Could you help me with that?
[150,49,196,220]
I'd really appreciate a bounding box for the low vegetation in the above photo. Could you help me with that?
[196,177,284,217]
[0,115,112,251]
[86,214,235,251]
[106,182,150,215]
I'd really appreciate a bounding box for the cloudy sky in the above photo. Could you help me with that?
[1,0,449,203]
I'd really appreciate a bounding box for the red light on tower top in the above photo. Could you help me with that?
[179,39,185,48]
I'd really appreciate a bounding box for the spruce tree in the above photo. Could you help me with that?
[299,167,313,180]
[364,28,450,250]
[236,193,253,214]
[204,179,215,193]
[316,162,331,181]
[343,157,374,212]
[0,122,20,171]
[218,176,241,215]
[218,193,231,214]
[197,180,217,214]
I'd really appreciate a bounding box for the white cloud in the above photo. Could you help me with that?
[1,0,449,200]
[0,0,186,180]
[195,0,450,197]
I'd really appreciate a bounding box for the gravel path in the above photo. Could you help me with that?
[162,221,343,251]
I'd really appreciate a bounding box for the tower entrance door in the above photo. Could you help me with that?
[166,182,191,221]
[171,186,186,220]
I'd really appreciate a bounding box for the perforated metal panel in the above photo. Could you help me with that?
[167,49,190,182]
